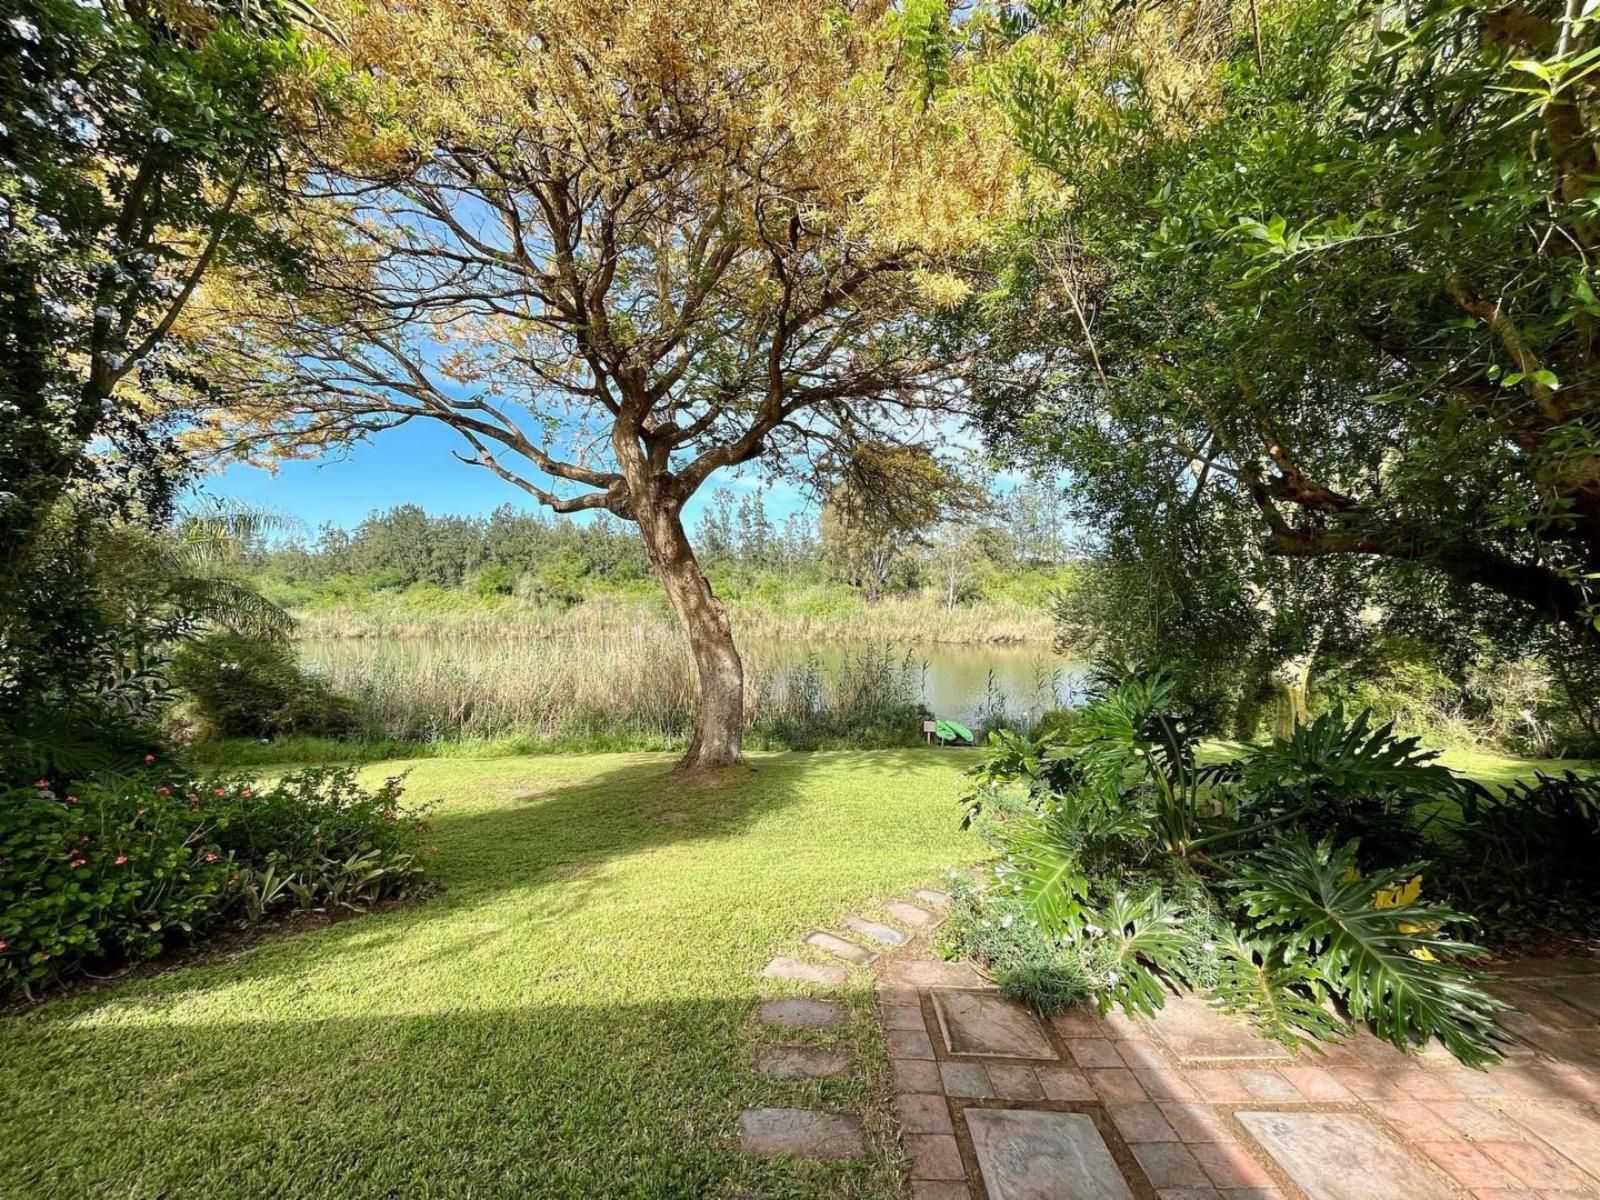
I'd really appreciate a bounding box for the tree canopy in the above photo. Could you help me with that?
[957,0,1600,679]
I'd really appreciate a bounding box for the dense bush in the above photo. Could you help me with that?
[949,668,1514,1065]
[0,765,433,999]
[171,632,357,740]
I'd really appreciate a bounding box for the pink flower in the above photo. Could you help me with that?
[0,939,8,951]
[33,779,48,789]
[203,852,218,864]
[115,855,128,866]
[241,788,252,799]
[69,858,86,869]
[213,787,226,797]
[158,786,170,797]
[144,754,155,764]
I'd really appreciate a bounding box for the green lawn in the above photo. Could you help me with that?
[0,750,983,1200]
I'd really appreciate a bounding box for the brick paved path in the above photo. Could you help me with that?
[878,951,1600,1199]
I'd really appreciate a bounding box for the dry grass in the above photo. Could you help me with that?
[290,590,1055,645]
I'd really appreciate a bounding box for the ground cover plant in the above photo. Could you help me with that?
[944,667,1600,1065]
[0,749,979,1199]
[0,764,432,998]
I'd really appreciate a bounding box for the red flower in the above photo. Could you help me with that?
[241,788,252,799]
[213,787,227,797]
[158,786,170,797]
[115,855,128,866]
[65,795,78,806]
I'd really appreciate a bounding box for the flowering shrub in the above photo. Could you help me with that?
[0,766,434,998]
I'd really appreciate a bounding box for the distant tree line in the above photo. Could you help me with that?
[249,477,1077,608]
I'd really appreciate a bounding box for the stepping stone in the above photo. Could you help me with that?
[739,1107,864,1160]
[885,900,936,927]
[1237,1111,1453,1200]
[845,916,910,947]
[1147,995,1294,1063]
[966,1108,1134,1200]
[759,998,847,1029]
[762,956,848,986]
[932,989,1057,1059]
[804,930,875,966]
[753,1044,849,1080]
[916,889,951,908]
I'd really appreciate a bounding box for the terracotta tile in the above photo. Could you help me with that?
[1158,1102,1235,1143]
[938,1061,993,1099]
[1191,1140,1276,1189]
[1051,1007,1107,1037]
[1388,1068,1463,1100]
[986,1064,1044,1100]
[1428,1101,1522,1141]
[1466,1190,1538,1200]
[1136,1067,1201,1100]
[881,1003,927,1031]
[1379,1100,1457,1141]
[1037,1065,1095,1101]
[1235,1069,1301,1102]
[1089,1067,1149,1102]
[1329,1066,1408,1101]
[1184,1069,1253,1102]
[910,1184,972,1200]
[878,984,920,1007]
[896,1093,953,1136]
[1278,1066,1357,1103]
[1153,1190,1222,1200]
[906,1133,966,1181]
[1131,1141,1211,1190]
[1118,1040,1169,1070]
[888,1027,937,1060]
[1417,1140,1521,1189]
[1479,1140,1591,1190]
[1110,1103,1181,1143]
[1068,1038,1127,1068]
[894,1058,943,1093]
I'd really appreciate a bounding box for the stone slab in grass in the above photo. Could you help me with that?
[884,900,936,927]
[753,1044,849,1080]
[932,989,1057,1059]
[739,1107,865,1160]
[804,930,875,966]
[916,889,952,908]
[759,997,847,1030]
[965,1108,1133,1200]
[1147,995,1295,1063]
[844,916,910,947]
[1237,1110,1453,1200]
[761,956,848,986]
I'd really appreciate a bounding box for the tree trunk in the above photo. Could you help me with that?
[1270,648,1316,741]
[635,500,745,770]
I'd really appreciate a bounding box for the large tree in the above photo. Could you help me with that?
[956,0,1600,667]
[201,0,1009,768]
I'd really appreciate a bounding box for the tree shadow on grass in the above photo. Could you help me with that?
[0,997,906,1200]
[7,749,949,1021]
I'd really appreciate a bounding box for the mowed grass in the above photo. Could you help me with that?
[0,750,983,1200]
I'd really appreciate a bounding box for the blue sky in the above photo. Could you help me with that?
[202,421,814,537]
